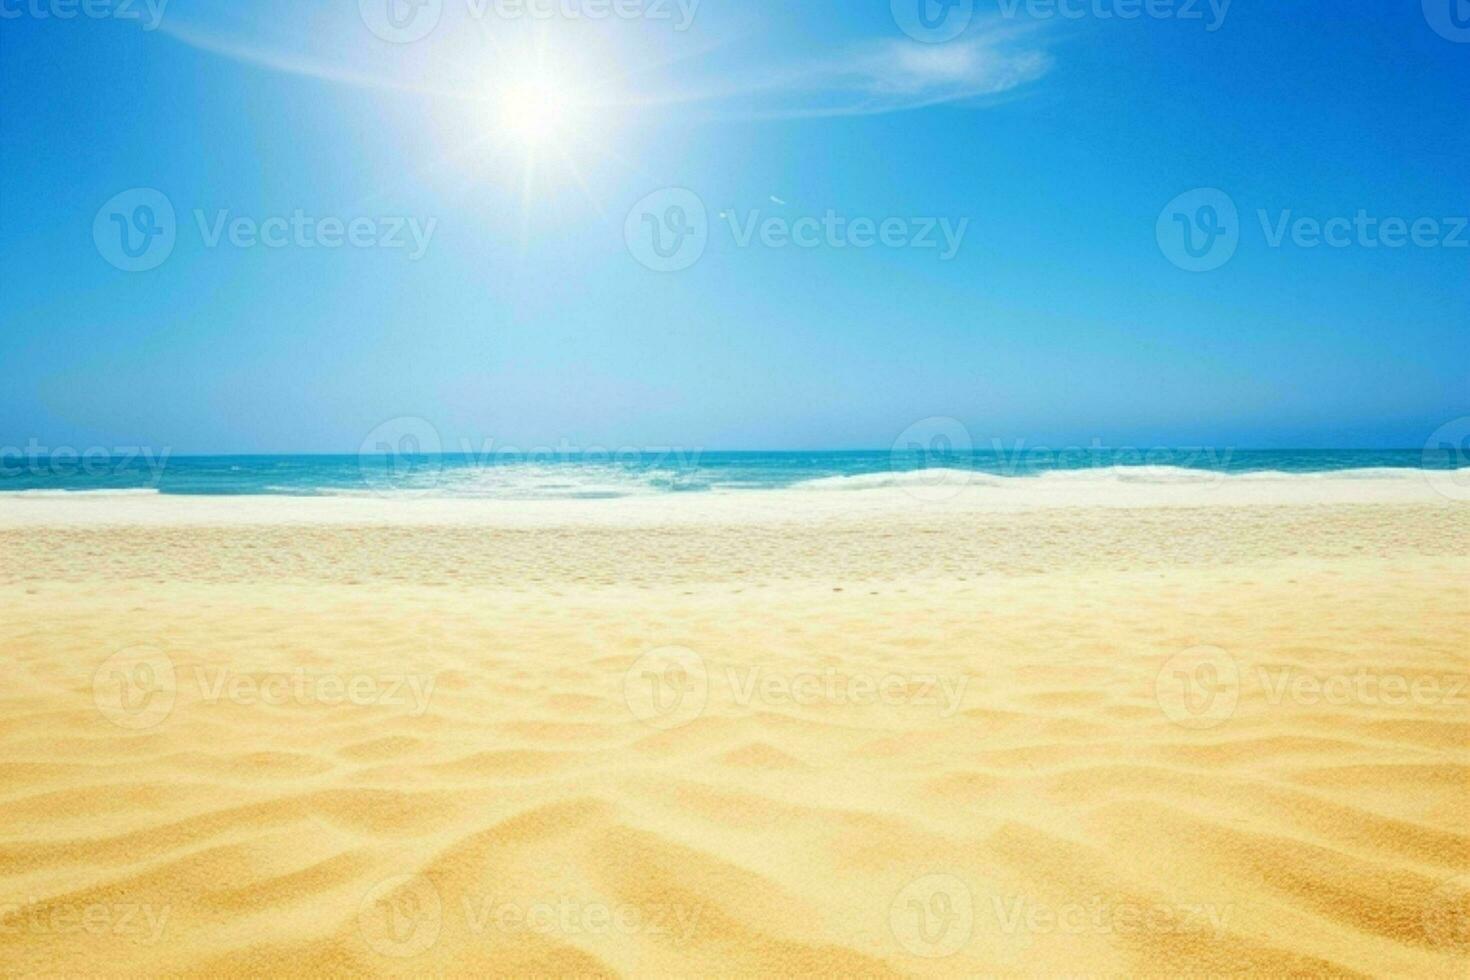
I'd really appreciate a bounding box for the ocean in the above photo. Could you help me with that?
[1,448,1465,499]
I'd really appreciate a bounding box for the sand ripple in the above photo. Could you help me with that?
[1,503,1466,975]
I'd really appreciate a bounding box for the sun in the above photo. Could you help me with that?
[497,75,578,149]
[458,49,619,242]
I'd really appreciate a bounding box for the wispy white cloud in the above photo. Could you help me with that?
[763,33,1052,117]
[157,19,461,98]
[610,28,1052,119]
[157,17,1051,120]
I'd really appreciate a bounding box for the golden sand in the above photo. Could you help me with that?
[1,483,1467,975]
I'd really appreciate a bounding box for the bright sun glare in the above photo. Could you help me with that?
[497,76,576,149]
[473,52,613,241]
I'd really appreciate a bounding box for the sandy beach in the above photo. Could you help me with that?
[1,475,1467,976]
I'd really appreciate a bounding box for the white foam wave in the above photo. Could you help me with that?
[325,462,694,500]
[793,469,1008,491]
[790,465,1455,492]
[0,488,162,498]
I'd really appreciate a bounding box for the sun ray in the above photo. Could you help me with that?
[517,145,539,254]
[554,144,609,225]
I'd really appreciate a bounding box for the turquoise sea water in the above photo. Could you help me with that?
[1,448,1466,499]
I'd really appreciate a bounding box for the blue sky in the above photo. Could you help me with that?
[2,0,1466,453]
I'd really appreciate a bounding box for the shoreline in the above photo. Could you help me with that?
[0,468,1464,527]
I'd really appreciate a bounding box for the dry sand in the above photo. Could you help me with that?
[1,477,1467,976]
